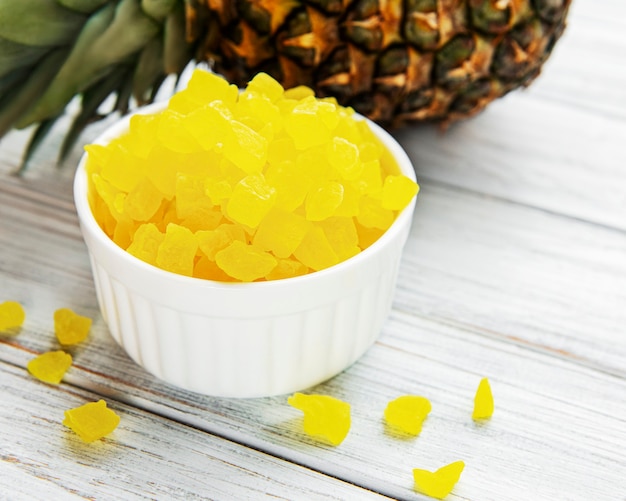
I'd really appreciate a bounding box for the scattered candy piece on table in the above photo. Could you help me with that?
[384,395,432,436]
[54,308,93,345]
[63,400,120,443]
[27,351,72,384]
[472,377,494,420]
[0,301,26,333]
[288,393,351,446]
[413,461,465,499]
[85,69,419,282]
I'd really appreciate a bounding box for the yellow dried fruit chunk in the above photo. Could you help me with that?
[472,377,494,420]
[226,174,276,228]
[253,208,310,259]
[381,174,419,211]
[264,258,309,281]
[54,308,92,345]
[288,393,351,446]
[27,351,72,385]
[293,226,339,271]
[215,240,277,282]
[305,182,344,221]
[126,223,165,266]
[155,223,198,277]
[413,461,465,499]
[246,72,284,102]
[63,400,120,443]
[0,301,26,333]
[384,395,432,436]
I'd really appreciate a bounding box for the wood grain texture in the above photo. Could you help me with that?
[1,361,390,501]
[2,2,626,500]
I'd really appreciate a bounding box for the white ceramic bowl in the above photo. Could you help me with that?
[74,102,417,398]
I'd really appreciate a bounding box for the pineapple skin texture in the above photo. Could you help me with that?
[190,0,572,125]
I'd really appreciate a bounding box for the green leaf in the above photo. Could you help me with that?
[56,0,112,14]
[0,0,85,46]
[19,116,62,174]
[16,0,160,127]
[0,37,49,79]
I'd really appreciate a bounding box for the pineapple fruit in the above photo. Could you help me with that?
[0,0,571,165]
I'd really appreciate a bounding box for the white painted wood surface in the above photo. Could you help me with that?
[1,2,626,500]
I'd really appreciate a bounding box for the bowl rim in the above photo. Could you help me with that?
[74,101,417,292]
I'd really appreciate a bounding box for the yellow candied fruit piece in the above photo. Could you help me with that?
[156,223,198,277]
[253,208,310,259]
[226,174,276,228]
[381,174,419,211]
[327,137,361,180]
[293,226,339,271]
[183,101,232,151]
[186,70,239,107]
[265,258,309,281]
[27,350,72,385]
[283,85,315,100]
[175,174,214,221]
[353,159,383,195]
[126,223,165,266]
[157,109,201,154]
[472,377,494,420]
[384,395,432,436]
[63,400,120,443]
[223,120,268,174]
[318,217,360,261]
[196,223,247,261]
[215,240,277,282]
[355,222,385,250]
[288,393,351,446]
[193,255,235,282]
[0,301,26,333]
[413,461,465,500]
[54,308,92,346]
[305,182,344,222]
[123,177,163,222]
[265,160,309,212]
[285,98,334,150]
[246,72,284,103]
[236,91,282,132]
[99,141,144,192]
[127,113,160,159]
[357,195,395,230]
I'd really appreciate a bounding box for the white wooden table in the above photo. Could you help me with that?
[1,2,625,499]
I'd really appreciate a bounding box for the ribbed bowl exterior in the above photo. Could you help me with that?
[74,103,416,398]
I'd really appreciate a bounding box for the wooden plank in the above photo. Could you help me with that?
[393,0,626,231]
[3,305,625,500]
[2,175,625,499]
[0,361,390,501]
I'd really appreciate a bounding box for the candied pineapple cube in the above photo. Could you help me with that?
[384,395,432,436]
[215,240,277,282]
[253,208,310,259]
[223,120,268,174]
[472,377,494,420]
[293,226,339,271]
[155,223,198,277]
[357,195,395,230]
[63,400,120,443]
[185,69,239,106]
[265,258,309,281]
[288,393,351,446]
[0,301,26,333]
[245,72,284,102]
[226,174,276,228]
[305,182,344,221]
[127,223,165,266]
[413,461,465,499]
[381,174,419,211]
[54,308,92,345]
[27,350,72,385]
